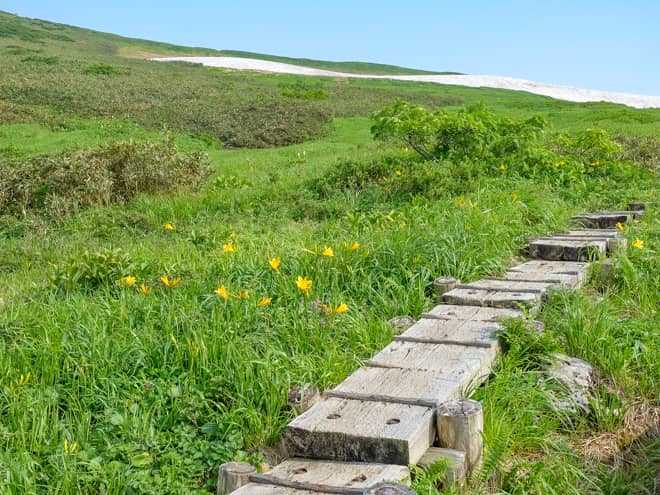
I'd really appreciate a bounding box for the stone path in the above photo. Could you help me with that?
[225,206,643,495]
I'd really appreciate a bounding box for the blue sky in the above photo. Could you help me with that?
[4,1,659,95]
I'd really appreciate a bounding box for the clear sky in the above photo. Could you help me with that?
[3,1,659,95]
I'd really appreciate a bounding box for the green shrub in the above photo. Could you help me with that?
[614,134,660,173]
[83,63,125,76]
[552,128,622,164]
[371,100,548,162]
[21,55,59,65]
[0,135,212,216]
[280,81,329,100]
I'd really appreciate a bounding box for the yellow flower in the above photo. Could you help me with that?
[632,238,644,249]
[395,170,403,176]
[223,242,236,253]
[160,275,181,288]
[237,290,249,300]
[499,164,507,172]
[164,223,176,232]
[258,297,272,307]
[511,193,518,201]
[269,257,281,271]
[334,303,348,313]
[350,242,360,251]
[139,283,151,295]
[296,276,312,295]
[119,275,136,287]
[615,222,625,232]
[320,247,334,257]
[215,285,229,300]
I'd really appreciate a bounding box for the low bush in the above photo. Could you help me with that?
[21,55,59,65]
[370,100,653,189]
[614,134,660,173]
[0,135,211,216]
[280,81,329,100]
[83,63,125,76]
[371,100,548,162]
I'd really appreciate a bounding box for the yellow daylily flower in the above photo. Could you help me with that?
[334,303,348,313]
[139,283,151,295]
[395,170,403,176]
[499,164,507,172]
[320,247,334,257]
[350,242,360,251]
[223,242,236,253]
[164,223,176,231]
[615,222,625,232]
[215,285,229,300]
[511,193,518,201]
[269,257,281,271]
[258,297,272,307]
[237,290,249,300]
[160,275,181,288]
[119,276,136,287]
[632,238,644,249]
[296,276,312,295]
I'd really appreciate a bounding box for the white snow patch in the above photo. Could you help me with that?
[152,56,660,109]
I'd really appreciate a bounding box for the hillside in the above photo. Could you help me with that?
[0,10,454,75]
[0,10,658,495]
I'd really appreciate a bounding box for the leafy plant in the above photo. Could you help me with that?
[371,100,548,162]
[49,247,143,290]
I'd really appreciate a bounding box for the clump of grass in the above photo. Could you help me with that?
[0,134,211,216]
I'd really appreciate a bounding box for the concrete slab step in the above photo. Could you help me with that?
[528,238,606,261]
[248,458,410,494]
[284,397,434,465]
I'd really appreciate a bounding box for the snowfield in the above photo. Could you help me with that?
[152,56,660,109]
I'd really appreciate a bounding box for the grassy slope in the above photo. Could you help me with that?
[0,10,453,75]
[0,11,658,495]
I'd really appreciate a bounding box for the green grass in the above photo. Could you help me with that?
[0,10,658,495]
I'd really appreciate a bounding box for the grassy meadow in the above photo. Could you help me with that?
[0,10,659,495]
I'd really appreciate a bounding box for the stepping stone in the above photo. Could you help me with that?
[249,458,410,494]
[442,287,541,310]
[326,366,464,407]
[572,211,642,229]
[284,397,435,465]
[508,259,589,276]
[395,318,502,348]
[458,279,555,294]
[544,234,625,252]
[231,484,317,495]
[366,341,495,373]
[528,238,606,261]
[565,229,620,238]
[501,270,581,289]
[421,304,522,321]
